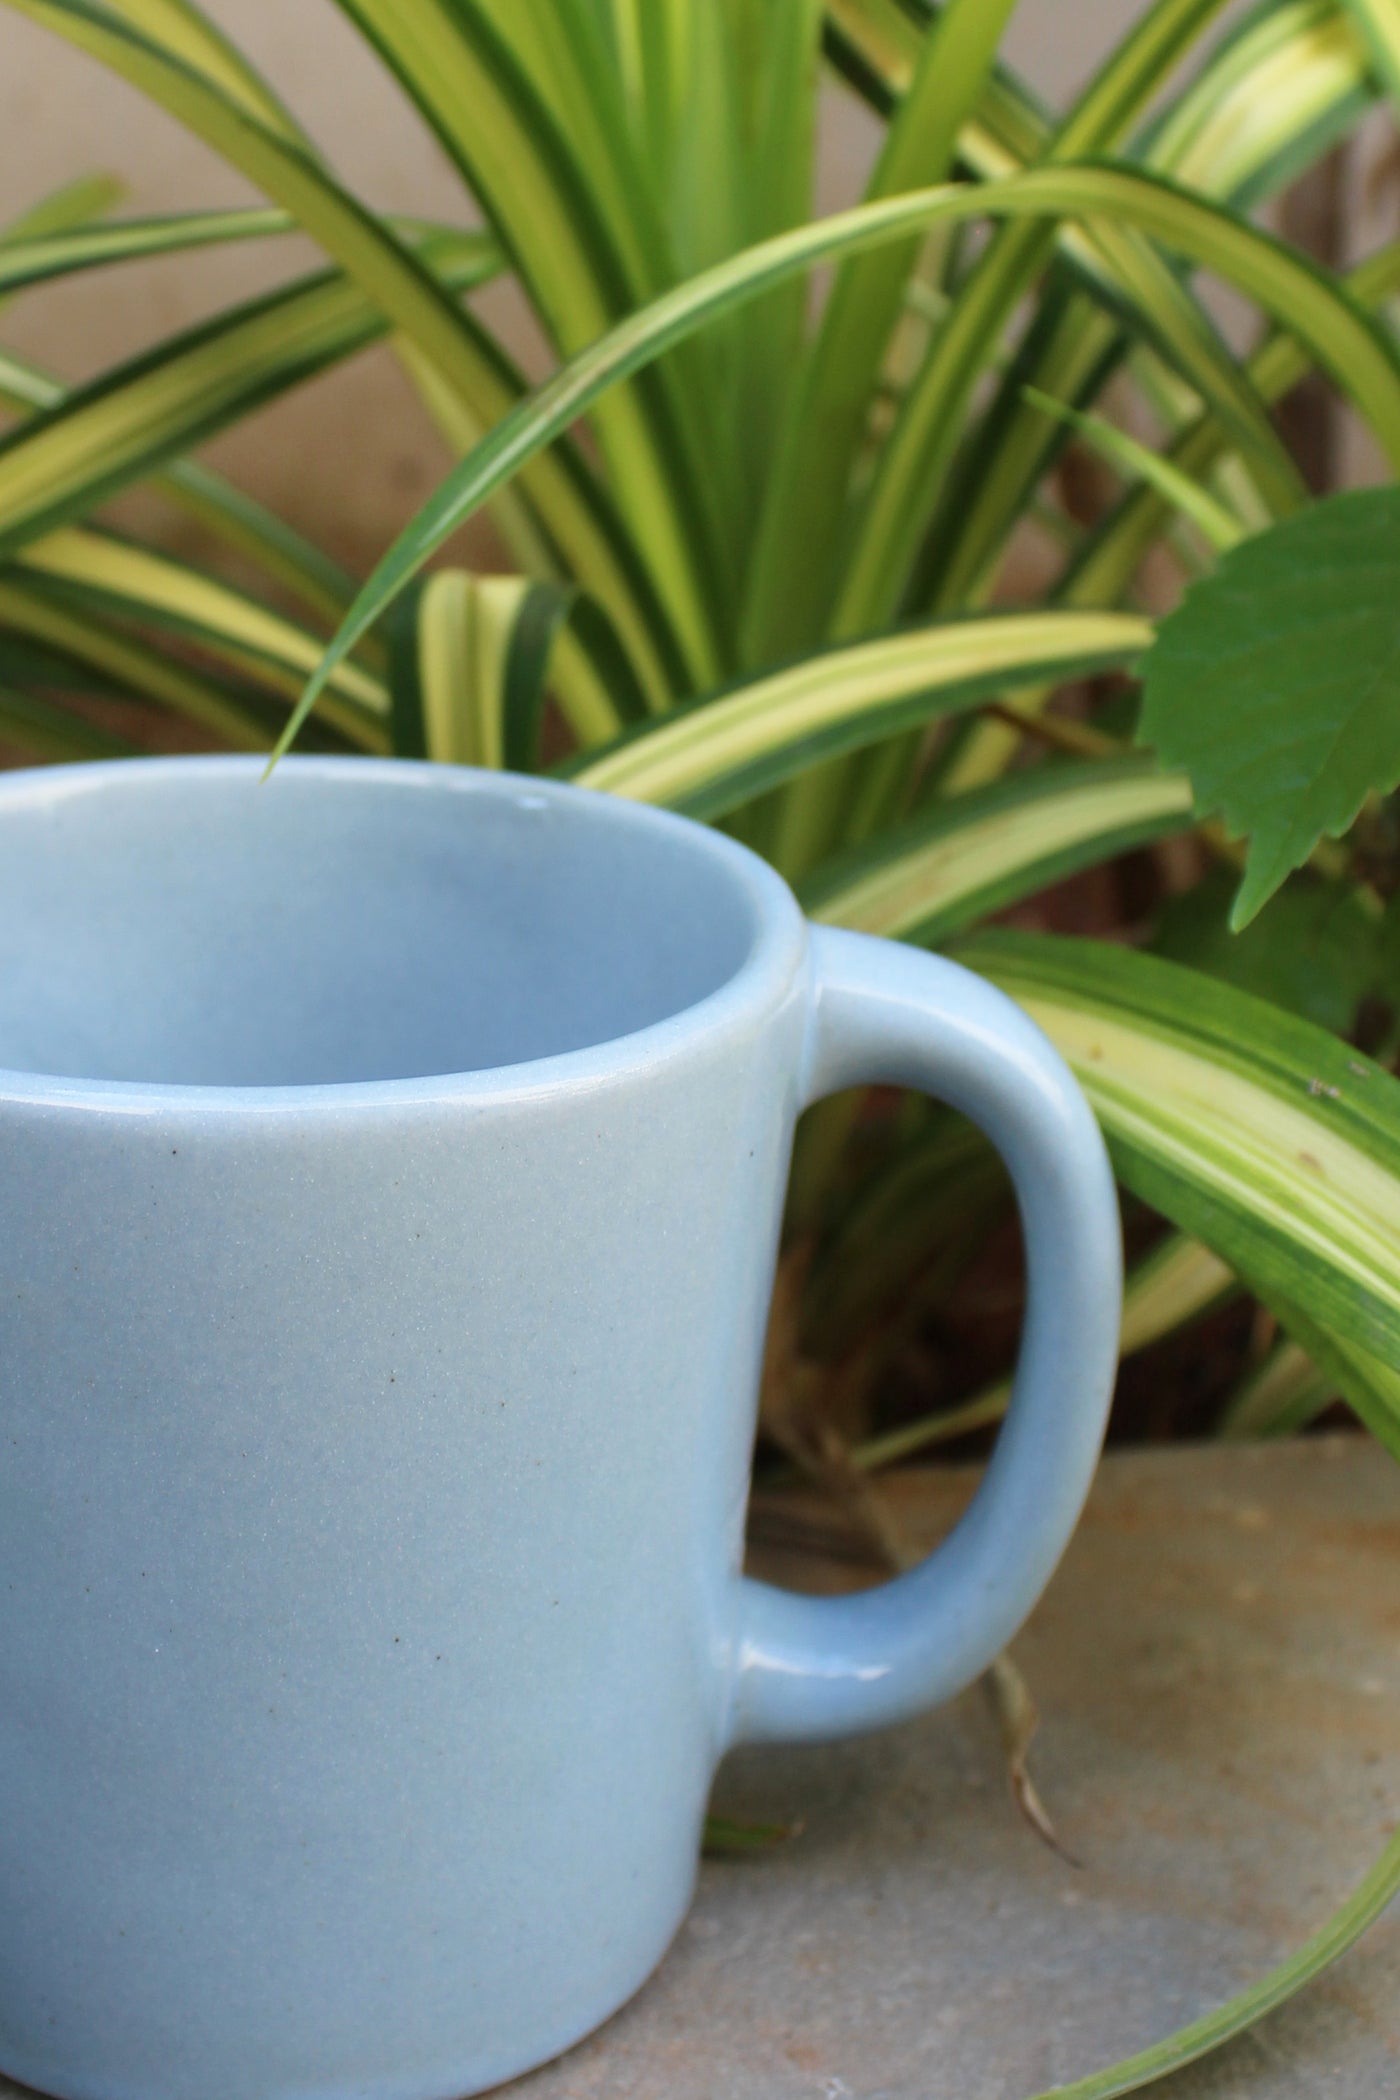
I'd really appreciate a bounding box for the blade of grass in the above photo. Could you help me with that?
[1022,1822,1400,2098]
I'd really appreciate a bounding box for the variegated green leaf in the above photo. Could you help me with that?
[1,171,126,244]
[0,341,358,627]
[0,205,291,296]
[284,159,1400,751]
[744,0,1021,664]
[0,680,137,761]
[0,231,498,562]
[332,0,726,682]
[1022,386,1245,553]
[837,156,1394,635]
[16,527,389,748]
[1257,1289,1400,1460]
[0,572,271,748]
[0,0,496,419]
[390,571,538,769]
[832,0,1241,638]
[94,0,305,135]
[852,1230,1237,1471]
[1059,235,1400,615]
[1219,1339,1335,1440]
[959,931,1400,1384]
[1340,0,1400,107]
[902,0,1377,625]
[1149,0,1371,208]
[1022,1821,1400,2099]
[0,0,682,691]
[388,567,645,769]
[800,756,1194,945]
[568,611,1151,817]
[0,224,683,698]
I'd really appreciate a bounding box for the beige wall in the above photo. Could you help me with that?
[0,1,1226,570]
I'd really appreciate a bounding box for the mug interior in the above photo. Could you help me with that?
[0,760,762,1088]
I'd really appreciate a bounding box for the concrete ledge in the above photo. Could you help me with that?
[516,1441,1400,2098]
[4,1443,1392,2099]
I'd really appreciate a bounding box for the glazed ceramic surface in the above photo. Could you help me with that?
[0,758,1121,2100]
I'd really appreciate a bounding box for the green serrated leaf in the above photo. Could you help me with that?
[1141,487,1400,925]
[1153,866,1386,1034]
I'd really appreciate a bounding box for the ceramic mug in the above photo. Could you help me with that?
[0,757,1121,2100]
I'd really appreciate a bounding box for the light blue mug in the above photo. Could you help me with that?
[0,757,1120,2100]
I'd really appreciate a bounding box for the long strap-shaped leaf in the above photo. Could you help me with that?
[1340,0,1400,101]
[331,0,726,680]
[389,564,646,767]
[1255,1288,1400,1460]
[0,574,272,748]
[0,229,680,709]
[0,342,357,627]
[94,0,304,134]
[0,0,685,690]
[567,612,1150,817]
[801,756,1194,945]
[824,0,1242,642]
[743,0,1020,665]
[282,160,1400,753]
[828,0,1371,629]
[1062,235,1400,614]
[16,528,388,731]
[1,172,127,246]
[823,1,1048,180]
[848,1231,1237,1471]
[0,205,292,294]
[0,235,497,558]
[1022,1821,1400,2098]
[929,237,1400,798]
[918,0,1374,619]
[852,4,1343,610]
[958,931,1400,1385]
[931,241,1400,797]
[659,1,824,533]
[1147,0,1371,205]
[0,0,511,396]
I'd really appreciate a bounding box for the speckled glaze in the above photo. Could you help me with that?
[0,758,1121,2100]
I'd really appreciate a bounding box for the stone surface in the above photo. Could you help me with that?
[4,1442,1393,2100]
[512,1440,1400,2100]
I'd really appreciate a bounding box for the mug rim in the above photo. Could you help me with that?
[0,755,808,1114]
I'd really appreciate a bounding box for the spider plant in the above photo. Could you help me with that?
[3,2,1400,2088]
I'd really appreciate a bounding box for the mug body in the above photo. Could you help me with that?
[0,758,810,2100]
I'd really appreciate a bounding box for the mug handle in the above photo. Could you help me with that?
[726,925,1122,1746]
